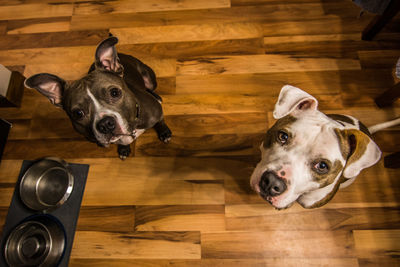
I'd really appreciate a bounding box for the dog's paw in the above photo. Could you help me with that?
[158,127,172,143]
[118,145,131,160]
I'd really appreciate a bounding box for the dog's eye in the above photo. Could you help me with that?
[110,88,122,99]
[72,109,85,120]
[277,130,289,145]
[313,161,330,174]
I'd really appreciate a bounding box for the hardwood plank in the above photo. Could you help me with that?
[165,113,268,135]
[69,258,359,267]
[0,187,14,208]
[162,94,343,115]
[4,65,25,73]
[0,3,73,20]
[265,33,361,45]
[76,157,225,205]
[0,46,94,65]
[176,55,361,76]
[28,118,82,139]
[1,90,67,121]
[6,119,31,140]
[155,77,176,95]
[71,231,201,259]
[117,38,265,59]
[0,30,109,50]
[0,160,23,182]
[134,133,262,158]
[175,70,395,95]
[358,258,400,267]
[73,0,230,15]
[0,0,75,4]
[135,205,225,232]
[202,230,355,258]
[1,46,175,75]
[354,230,400,258]
[261,17,372,37]
[0,89,39,120]
[76,206,135,232]
[0,21,7,35]
[264,34,400,58]
[2,139,119,160]
[374,131,400,153]
[24,63,92,81]
[112,22,263,44]
[6,16,70,34]
[70,4,328,31]
[225,204,400,231]
[358,50,400,69]
[23,58,175,80]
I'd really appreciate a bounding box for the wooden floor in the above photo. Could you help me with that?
[1,0,400,266]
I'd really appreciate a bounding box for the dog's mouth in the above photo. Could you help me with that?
[99,132,134,146]
[109,133,134,142]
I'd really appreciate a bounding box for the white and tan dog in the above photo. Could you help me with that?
[251,85,400,209]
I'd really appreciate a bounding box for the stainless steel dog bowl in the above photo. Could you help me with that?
[4,216,66,267]
[19,157,74,211]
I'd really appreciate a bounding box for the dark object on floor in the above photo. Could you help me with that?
[374,58,400,168]
[357,0,400,40]
[375,82,400,108]
[384,151,400,168]
[0,159,89,267]
[0,119,11,164]
[0,65,25,107]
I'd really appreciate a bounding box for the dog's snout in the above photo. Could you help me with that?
[97,116,116,134]
[259,171,287,197]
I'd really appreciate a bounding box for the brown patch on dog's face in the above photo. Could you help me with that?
[334,128,351,159]
[311,159,344,188]
[263,115,297,149]
[304,175,347,209]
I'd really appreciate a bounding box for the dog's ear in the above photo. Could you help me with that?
[137,62,157,91]
[95,36,124,76]
[338,129,381,178]
[273,85,318,119]
[25,73,66,107]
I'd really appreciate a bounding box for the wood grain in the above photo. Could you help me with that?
[76,206,135,232]
[175,70,395,95]
[176,55,361,76]
[71,231,201,259]
[73,0,230,15]
[117,38,265,59]
[202,230,355,258]
[6,17,70,35]
[135,205,225,232]
[354,230,400,258]
[0,30,109,50]
[112,22,263,44]
[0,3,73,20]
[69,258,359,266]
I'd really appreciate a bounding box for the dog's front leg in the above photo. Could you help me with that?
[118,144,131,160]
[154,119,172,143]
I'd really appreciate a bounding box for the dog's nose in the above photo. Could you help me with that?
[259,171,287,197]
[97,116,116,134]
